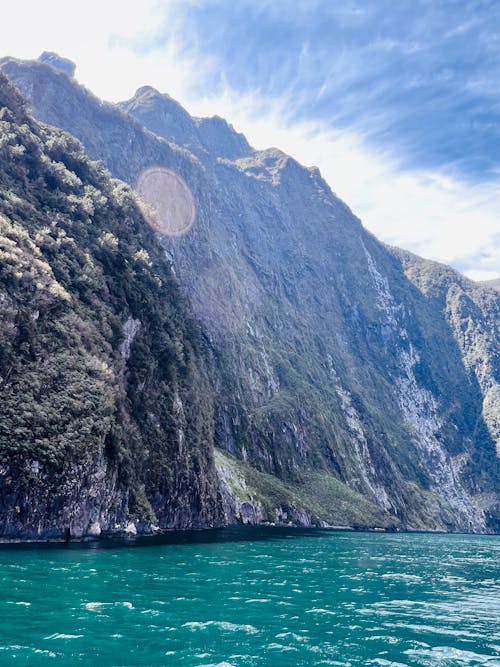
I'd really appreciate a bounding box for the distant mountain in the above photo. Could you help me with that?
[1,54,499,536]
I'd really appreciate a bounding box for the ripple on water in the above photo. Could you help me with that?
[368,659,409,666]
[1,530,498,666]
[380,573,422,583]
[384,621,484,639]
[275,631,309,642]
[267,642,299,652]
[181,621,259,634]
[405,646,500,665]
[83,601,133,612]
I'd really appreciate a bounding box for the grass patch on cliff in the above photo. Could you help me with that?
[215,449,396,528]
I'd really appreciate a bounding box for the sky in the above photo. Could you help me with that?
[2,0,499,280]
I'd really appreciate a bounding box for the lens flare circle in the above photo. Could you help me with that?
[136,167,196,236]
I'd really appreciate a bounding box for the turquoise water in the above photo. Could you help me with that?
[0,528,499,666]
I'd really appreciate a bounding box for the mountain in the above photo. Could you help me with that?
[0,72,222,539]
[1,54,499,536]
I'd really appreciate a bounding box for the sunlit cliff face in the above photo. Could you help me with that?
[135,167,196,236]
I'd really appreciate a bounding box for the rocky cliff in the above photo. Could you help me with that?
[0,73,222,540]
[1,55,499,535]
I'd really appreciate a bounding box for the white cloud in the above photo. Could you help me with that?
[0,0,187,100]
[1,0,499,280]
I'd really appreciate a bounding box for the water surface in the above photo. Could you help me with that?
[0,527,499,666]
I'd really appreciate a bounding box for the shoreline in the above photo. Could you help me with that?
[0,522,497,547]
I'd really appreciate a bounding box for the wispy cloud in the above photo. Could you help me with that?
[1,0,499,279]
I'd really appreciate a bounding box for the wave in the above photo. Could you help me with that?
[182,621,258,634]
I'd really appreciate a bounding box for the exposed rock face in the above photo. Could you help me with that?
[1,55,499,535]
[120,317,141,360]
[0,454,126,540]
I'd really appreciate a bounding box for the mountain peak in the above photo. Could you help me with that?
[120,85,198,151]
[195,115,252,161]
[133,85,164,99]
[38,52,75,77]
[122,86,252,161]
[129,85,186,111]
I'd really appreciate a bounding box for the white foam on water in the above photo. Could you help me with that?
[267,643,299,652]
[384,621,482,639]
[182,620,258,634]
[440,575,467,584]
[366,635,398,643]
[44,633,83,640]
[306,608,336,615]
[405,645,500,665]
[33,648,57,657]
[380,573,422,583]
[369,659,409,666]
[275,631,309,643]
[83,601,133,612]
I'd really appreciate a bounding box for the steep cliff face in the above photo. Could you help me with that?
[0,73,222,540]
[2,55,499,533]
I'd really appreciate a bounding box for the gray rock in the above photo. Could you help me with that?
[38,52,75,77]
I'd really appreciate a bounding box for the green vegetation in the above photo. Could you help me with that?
[0,73,220,536]
[215,449,395,529]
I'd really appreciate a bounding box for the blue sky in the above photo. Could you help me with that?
[158,1,500,180]
[2,0,499,279]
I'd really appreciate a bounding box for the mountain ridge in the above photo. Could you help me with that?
[1,54,498,537]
